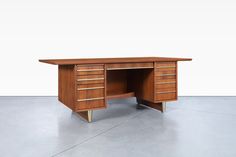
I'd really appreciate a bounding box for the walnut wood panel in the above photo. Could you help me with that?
[107,62,153,70]
[107,92,135,100]
[155,83,176,90]
[58,65,76,110]
[155,68,176,75]
[155,92,176,101]
[77,79,104,85]
[155,87,176,93]
[106,70,127,96]
[77,74,104,79]
[77,83,104,89]
[155,73,176,79]
[77,70,104,76]
[77,88,104,99]
[75,99,105,111]
[127,69,154,102]
[156,62,176,67]
[156,76,176,82]
[76,64,104,70]
[39,57,192,65]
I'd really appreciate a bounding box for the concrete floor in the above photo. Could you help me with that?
[0,97,236,157]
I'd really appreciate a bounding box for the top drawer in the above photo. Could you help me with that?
[156,62,176,68]
[76,64,104,75]
[107,62,153,70]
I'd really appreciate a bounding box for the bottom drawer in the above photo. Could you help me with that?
[76,99,105,110]
[156,92,176,101]
[77,89,104,99]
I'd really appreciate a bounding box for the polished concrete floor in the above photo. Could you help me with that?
[0,96,236,157]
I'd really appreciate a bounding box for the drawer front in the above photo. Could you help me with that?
[155,83,176,91]
[77,88,104,99]
[77,64,104,70]
[156,68,176,76]
[77,83,104,90]
[156,75,176,82]
[107,62,153,70]
[76,99,105,110]
[77,78,104,85]
[156,62,176,68]
[77,70,104,75]
[77,74,104,79]
[155,92,176,101]
[76,64,104,75]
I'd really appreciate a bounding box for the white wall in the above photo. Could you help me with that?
[0,0,236,96]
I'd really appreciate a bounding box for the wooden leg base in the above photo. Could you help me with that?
[137,98,166,112]
[77,110,93,122]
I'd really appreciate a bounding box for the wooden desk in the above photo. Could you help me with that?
[39,57,191,122]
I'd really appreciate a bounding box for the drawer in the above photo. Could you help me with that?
[156,62,176,68]
[77,74,104,79]
[77,83,104,89]
[156,75,176,81]
[76,99,105,110]
[77,79,104,85]
[77,70,104,76]
[156,92,176,101]
[156,68,176,76]
[107,62,153,70]
[77,88,104,99]
[77,64,104,70]
[156,83,176,90]
[76,64,104,76]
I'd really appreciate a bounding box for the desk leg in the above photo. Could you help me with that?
[77,110,93,122]
[136,98,166,112]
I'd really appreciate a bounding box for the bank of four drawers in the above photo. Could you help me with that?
[155,62,177,101]
[76,64,105,110]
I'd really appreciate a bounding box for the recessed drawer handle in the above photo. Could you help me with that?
[107,66,153,70]
[156,66,176,68]
[77,69,104,72]
[156,91,176,94]
[77,87,104,90]
[156,81,176,84]
[157,74,176,76]
[77,97,104,102]
[77,78,104,81]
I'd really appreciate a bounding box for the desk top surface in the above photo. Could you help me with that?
[39,57,192,65]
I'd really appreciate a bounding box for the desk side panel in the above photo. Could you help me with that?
[58,65,76,111]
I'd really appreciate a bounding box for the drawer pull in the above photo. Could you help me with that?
[156,91,176,94]
[107,67,153,70]
[77,87,104,90]
[77,69,104,72]
[77,97,104,102]
[156,81,176,84]
[156,66,176,68]
[77,78,104,81]
[157,74,176,76]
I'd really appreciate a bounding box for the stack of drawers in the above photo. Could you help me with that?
[76,64,106,111]
[155,62,177,101]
